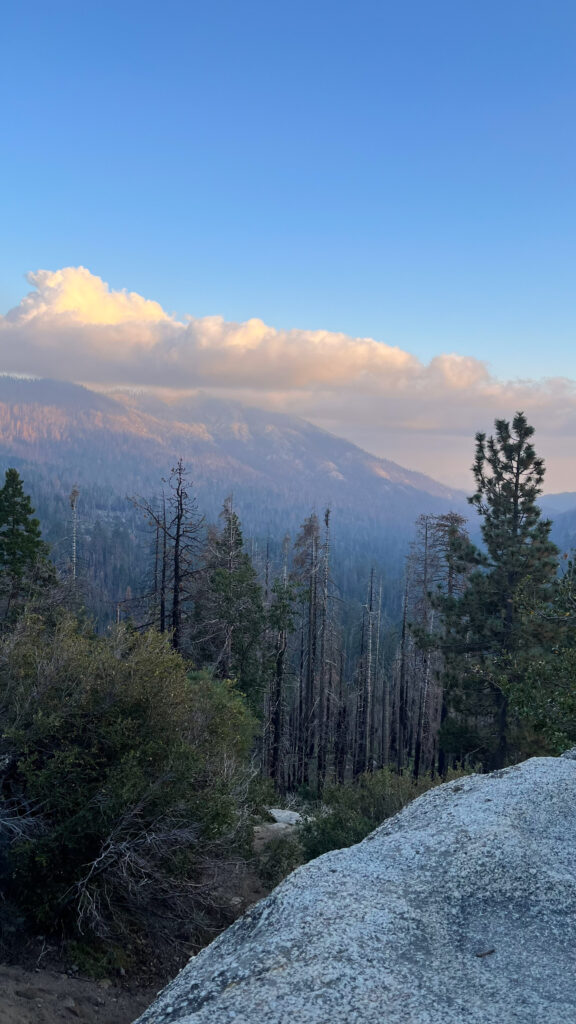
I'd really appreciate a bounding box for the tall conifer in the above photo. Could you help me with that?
[440,413,559,769]
[0,469,47,617]
[195,497,265,704]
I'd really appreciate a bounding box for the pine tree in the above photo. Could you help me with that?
[0,469,47,618]
[501,559,576,752]
[439,412,559,769]
[194,497,265,705]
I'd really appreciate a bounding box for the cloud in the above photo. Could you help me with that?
[9,267,170,327]
[1,266,575,489]
[0,266,487,391]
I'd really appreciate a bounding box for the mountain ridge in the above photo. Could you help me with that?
[0,376,465,510]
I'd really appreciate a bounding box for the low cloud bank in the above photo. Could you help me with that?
[1,267,574,488]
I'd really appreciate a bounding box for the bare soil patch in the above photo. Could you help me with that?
[0,964,157,1024]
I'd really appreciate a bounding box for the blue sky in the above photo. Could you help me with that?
[3,0,576,381]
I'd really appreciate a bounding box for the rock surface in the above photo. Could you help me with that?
[267,808,303,826]
[135,757,576,1024]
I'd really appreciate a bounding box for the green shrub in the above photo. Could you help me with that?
[299,767,468,861]
[64,939,133,979]
[299,808,371,861]
[257,834,302,887]
[0,613,256,963]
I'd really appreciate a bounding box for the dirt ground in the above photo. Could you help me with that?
[0,818,296,1024]
[0,965,158,1024]
[0,867,271,1024]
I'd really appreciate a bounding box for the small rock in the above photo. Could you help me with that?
[267,807,302,825]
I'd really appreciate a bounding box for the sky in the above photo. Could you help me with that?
[2,1,576,489]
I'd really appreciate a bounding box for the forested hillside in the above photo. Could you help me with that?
[0,376,469,625]
[1,403,576,984]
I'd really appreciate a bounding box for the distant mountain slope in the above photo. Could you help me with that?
[537,494,576,554]
[0,377,466,527]
[3,376,573,619]
[540,492,576,516]
[0,376,474,621]
[548,509,576,554]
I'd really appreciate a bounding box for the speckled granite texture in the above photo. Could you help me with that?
[135,756,576,1024]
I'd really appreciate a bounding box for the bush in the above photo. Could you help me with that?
[299,767,467,861]
[257,834,302,887]
[0,613,257,965]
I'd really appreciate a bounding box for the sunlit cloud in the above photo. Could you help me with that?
[0,267,461,388]
[9,267,170,327]
[1,266,575,490]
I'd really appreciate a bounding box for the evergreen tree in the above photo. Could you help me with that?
[0,469,48,618]
[439,413,559,769]
[194,497,265,704]
[495,557,576,755]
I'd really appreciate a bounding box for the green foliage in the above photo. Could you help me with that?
[0,468,53,620]
[471,415,554,559]
[64,939,134,979]
[257,834,302,887]
[195,497,265,706]
[437,413,560,768]
[245,775,278,818]
[0,469,45,577]
[267,574,296,635]
[299,807,371,860]
[497,561,576,754]
[299,768,465,861]
[510,646,576,752]
[0,614,256,960]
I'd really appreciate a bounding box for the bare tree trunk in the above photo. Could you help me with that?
[270,628,287,788]
[335,648,348,784]
[297,617,306,786]
[171,469,183,651]
[353,607,366,779]
[413,520,430,779]
[159,493,167,633]
[365,567,374,771]
[396,575,409,772]
[305,531,318,785]
[317,510,330,793]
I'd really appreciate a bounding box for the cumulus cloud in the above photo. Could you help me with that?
[0,266,456,388]
[1,266,575,489]
[9,267,170,327]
